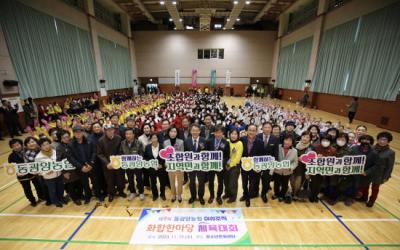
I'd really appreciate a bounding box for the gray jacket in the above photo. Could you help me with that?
[163,138,184,152]
[373,146,395,184]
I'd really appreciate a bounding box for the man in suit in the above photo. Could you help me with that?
[178,117,191,185]
[240,124,264,207]
[206,125,230,205]
[157,119,170,145]
[200,114,215,140]
[256,122,280,203]
[184,124,207,205]
[178,117,191,141]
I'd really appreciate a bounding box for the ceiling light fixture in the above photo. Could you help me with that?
[160,1,165,5]
[233,0,238,5]
[246,1,251,5]
[172,1,177,5]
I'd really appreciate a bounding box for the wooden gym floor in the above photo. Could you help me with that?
[0,97,398,250]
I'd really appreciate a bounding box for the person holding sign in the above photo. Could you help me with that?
[271,135,298,203]
[327,132,353,206]
[35,138,64,208]
[240,124,264,207]
[308,134,336,203]
[144,133,167,201]
[206,125,230,205]
[224,128,243,203]
[185,124,207,205]
[8,139,45,207]
[291,131,313,201]
[120,128,145,201]
[56,130,82,206]
[164,126,184,203]
[97,124,124,202]
[67,125,98,204]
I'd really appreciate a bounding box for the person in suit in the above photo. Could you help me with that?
[158,119,170,145]
[200,114,215,140]
[240,124,264,207]
[178,117,191,185]
[206,125,230,205]
[185,124,207,205]
[144,133,167,201]
[256,122,279,203]
[163,126,184,202]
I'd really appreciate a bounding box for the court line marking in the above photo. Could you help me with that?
[0,180,18,192]
[320,199,368,250]
[375,202,400,221]
[0,195,25,213]
[0,237,400,248]
[60,206,97,249]
[0,213,398,222]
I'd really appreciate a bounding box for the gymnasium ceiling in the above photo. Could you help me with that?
[112,0,298,31]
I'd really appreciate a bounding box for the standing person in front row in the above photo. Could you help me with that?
[57,130,82,205]
[35,138,64,207]
[359,132,395,207]
[67,125,99,204]
[224,128,243,203]
[308,134,336,202]
[240,124,264,207]
[185,124,207,205]
[120,128,145,201]
[8,139,45,207]
[257,121,279,203]
[206,125,230,205]
[97,124,124,202]
[144,133,167,201]
[271,135,298,203]
[164,126,184,202]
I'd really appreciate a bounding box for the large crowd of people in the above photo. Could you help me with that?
[5,92,395,210]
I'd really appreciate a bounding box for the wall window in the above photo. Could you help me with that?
[197,48,224,59]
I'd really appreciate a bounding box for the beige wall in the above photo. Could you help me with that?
[133,31,277,78]
[280,0,399,47]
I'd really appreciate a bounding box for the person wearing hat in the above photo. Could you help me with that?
[358,132,395,207]
[67,125,100,203]
[280,121,300,144]
[97,123,124,202]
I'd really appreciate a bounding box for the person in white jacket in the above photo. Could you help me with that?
[35,138,64,207]
[271,135,298,203]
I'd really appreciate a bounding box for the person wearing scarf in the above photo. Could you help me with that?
[35,138,64,207]
[357,132,395,207]
[291,131,312,201]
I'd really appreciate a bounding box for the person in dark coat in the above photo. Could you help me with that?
[279,121,300,144]
[68,125,99,203]
[97,124,124,202]
[184,124,207,205]
[205,125,230,205]
[88,122,107,197]
[0,100,23,138]
[240,124,264,207]
[359,132,395,207]
[200,114,215,140]
[56,130,82,205]
[8,138,44,206]
[256,122,279,203]
[144,133,167,201]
